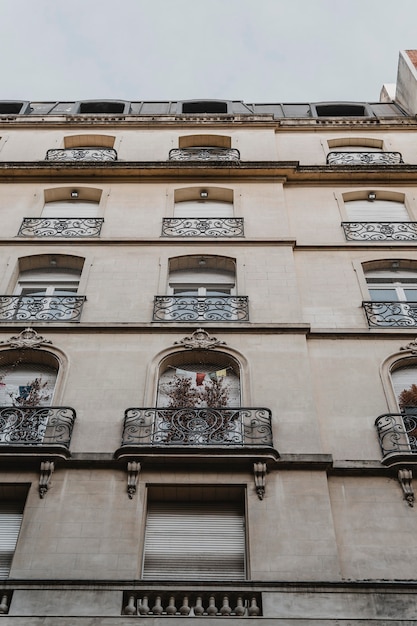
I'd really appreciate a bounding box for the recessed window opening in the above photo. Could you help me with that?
[178,135,232,149]
[0,350,58,408]
[42,200,100,219]
[174,199,233,218]
[366,268,417,302]
[143,486,246,581]
[345,199,409,222]
[157,351,241,408]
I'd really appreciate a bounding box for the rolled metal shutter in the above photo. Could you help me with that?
[0,502,23,578]
[143,502,245,580]
[346,200,409,222]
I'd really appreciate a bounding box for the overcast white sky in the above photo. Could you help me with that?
[1,0,416,103]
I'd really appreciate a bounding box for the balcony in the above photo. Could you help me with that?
[363,301,417,327]
[0,295,86,322]
[115,407,278,468]
[162,217,244,238]
[168,147,240,162]
[123,590,262,617]
[375,411,417,465]
[327,151,403,165]
[152,296,249,322]
[45,148,117,161]
[18,217,104,238]
[342,222,417,241]
[0,406,76,458]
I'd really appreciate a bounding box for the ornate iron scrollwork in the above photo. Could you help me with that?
[0,296,86,322]
[363,301,417,327]
[327,151,403,165]
[169,147,240,162]
[0,406,76,446]
[45,148,117,161]
[153,296,249,322]
[162,217,244,237]
[375,411,417,457]
[342,222,417,241]
[18,218,104,238]
[121,407,273,447]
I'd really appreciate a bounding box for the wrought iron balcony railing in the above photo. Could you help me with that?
[375,411,417,461]
[0,296,86,322]
[45,148,117,161]
[123,591,262,617]
[120,407,273,448]
[153,296,249,322]
[18,217,104,238]
[169,147,240,162]
[342,222,417,241]
[0,406,76,448]
[162,217,244,237]
[363,301,417,327]
[327,151,403,165]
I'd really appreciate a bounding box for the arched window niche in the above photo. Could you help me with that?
[46,134,117,162]
[120,331,274,449]
[162,187,244,238]
[361,259,417,328]
[169,134,239,162]
[153,255,249,322]
[0,254,87,323]
[327,136,403,165]
[376,348,417,465]
[18,187,104,238]
[340,190,415,242]
[0,330,75,452]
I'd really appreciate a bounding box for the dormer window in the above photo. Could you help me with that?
[181,101,228,114]
[77,101,128,114]
[0,101,30,115]
[314,103,370,117]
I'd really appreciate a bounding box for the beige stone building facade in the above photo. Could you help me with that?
[0,51,416,624]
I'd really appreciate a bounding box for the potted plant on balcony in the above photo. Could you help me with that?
[159,374,234,444]
[398,384,417,414]
[5,378,51,443]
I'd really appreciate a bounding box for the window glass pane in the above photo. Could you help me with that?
[404,289,417,301]
[369,288,398,300]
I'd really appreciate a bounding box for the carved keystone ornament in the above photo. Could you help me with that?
[174,328,226,350]
[0,328,53,350]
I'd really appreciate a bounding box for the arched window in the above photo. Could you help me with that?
[162,188,243,238]
[0,350,58,407]
[362,261,417,327]
[153,255,248,322]
[46,135,117,162]
[157,350,241,408]
[342,192,414,241]
[168,256,236,297]
[0,255,86,322]
[169,135,239,163]
[18,188,103,238]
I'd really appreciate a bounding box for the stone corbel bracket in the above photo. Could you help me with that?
[39,460,54,498]
[127,461,141,498]
[253,462,267,500]
[398,468,414,507]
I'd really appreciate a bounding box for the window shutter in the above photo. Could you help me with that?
[42,201,99,218]
[174,201,233,218]
[345,200,409,222]
[143,502,245,580]
[0,502,23,578]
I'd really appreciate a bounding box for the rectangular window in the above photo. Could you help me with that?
[0,487,27,579]
[142,487,246,580]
